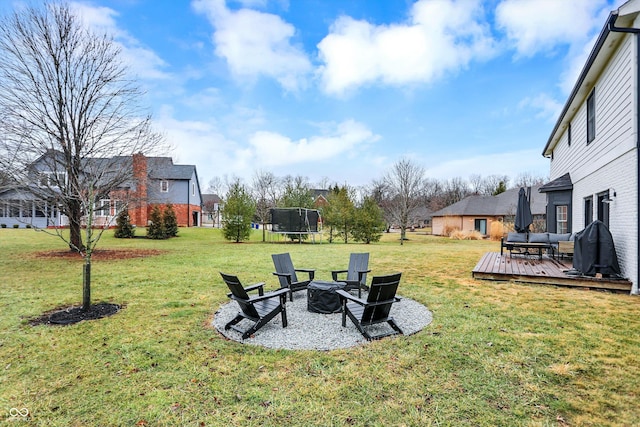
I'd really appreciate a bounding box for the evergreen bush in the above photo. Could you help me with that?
[114,209,135,238]
[147,205,166,239]
[163,204,178,237]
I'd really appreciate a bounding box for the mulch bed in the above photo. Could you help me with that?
[29,302,122,326]
[33,248,166,261]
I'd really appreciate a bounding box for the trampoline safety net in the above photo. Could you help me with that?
[270,208,320,233]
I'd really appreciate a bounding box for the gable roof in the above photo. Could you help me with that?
[431,186,546,217]
[543,1,640,156]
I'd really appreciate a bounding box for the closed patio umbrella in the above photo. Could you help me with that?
[514,187,533,233]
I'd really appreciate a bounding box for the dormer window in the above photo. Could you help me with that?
[38,172,66,187]
[160,180,169,192]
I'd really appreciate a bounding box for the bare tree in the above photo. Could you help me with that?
[512,171,548,188]
[482,174,510,195]
[206,176,227,196]
[252,169,280,241]
[384,158,425,245]
[0,3,163,310]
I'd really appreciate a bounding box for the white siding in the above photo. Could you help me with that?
[549,32,639,294]
[550,35,635,183]
[572,153,638,293]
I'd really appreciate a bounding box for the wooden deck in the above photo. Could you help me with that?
[472,252,633,292]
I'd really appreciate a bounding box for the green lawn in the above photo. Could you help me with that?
[1,228,638,426]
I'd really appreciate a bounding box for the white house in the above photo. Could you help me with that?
[541,0,640,294]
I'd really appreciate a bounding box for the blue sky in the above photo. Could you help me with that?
[2,0,625,189]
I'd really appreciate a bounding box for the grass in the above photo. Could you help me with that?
[1,227,639,426]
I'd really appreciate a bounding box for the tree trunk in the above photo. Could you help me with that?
[82,261,91,311]
[68,200,84,252]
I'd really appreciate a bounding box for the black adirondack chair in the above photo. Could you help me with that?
[272,253,315,301]
[336,273,403,341]
[220,272,288,339]
[331,252,371,298]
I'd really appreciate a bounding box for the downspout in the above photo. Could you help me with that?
[609,14,640,294]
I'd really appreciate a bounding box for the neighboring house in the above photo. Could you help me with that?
[431,186,545,236]
[201,193,223,228]
[540,0,640,294]
[0,152,202,228]
[312,189,329,208]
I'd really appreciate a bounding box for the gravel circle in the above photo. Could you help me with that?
[212,292,433,350]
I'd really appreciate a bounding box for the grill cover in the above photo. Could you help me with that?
[573,220,621,277]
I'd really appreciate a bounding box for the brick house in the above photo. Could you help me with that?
[0,152,202,228]
[431,186,545,236]
[541,0,640,294]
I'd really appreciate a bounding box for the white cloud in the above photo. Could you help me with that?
[192,0,312,91]
[70,2,170,80]
[495,0,605,58]
[247,120,379,167]
[155,105,379,185]
[316,0,495,95]
[425,149,549,182]
[518,93,563,121]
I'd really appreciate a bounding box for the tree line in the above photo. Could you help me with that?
[211,161,547,245]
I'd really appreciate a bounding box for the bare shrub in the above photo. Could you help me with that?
[489,221,504,241]
[443,224,460,237]
[449,230,484,240]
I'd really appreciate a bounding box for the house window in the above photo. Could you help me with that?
[587,89,596,144]
[192,182,195,196]
[35,202,46,218]
[597,191,610,228]
[556,205,568,234]
[474,219,487,235]
[114,200,126,215]
[567,123,572,147]
[160,180,169,192]
[96,199,111,217]
[584,196,593,228]
[38,172,66,187]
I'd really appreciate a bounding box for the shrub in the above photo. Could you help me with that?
[163,204,178,238]
[442,224,460,237]
[147,206,166,239]
[1,223,7,228]
[26,224,31,228]
[489,221,504,241]
[450,230,484,240]
[114,210,135,238]
[13,224,19,228]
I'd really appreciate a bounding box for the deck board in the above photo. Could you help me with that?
[472,252,632,292]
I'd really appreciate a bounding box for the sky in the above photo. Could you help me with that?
[1,0,626,191]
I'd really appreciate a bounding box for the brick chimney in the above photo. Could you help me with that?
[132,153,148,226]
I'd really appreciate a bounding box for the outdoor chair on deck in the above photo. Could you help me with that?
[272,253,315,301]
[220,272,288,339]
[336,272,403,341]
[331,252,371,298]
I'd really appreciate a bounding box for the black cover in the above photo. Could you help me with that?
[514,187,533,233]
[307,281,345,314]
[573,220,621,276]
[270,208,319,232]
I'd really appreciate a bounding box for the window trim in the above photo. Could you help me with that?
[587,89,596,144]
[556,205,568,234]
[160,180,169,193]
[584,196,593,228]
